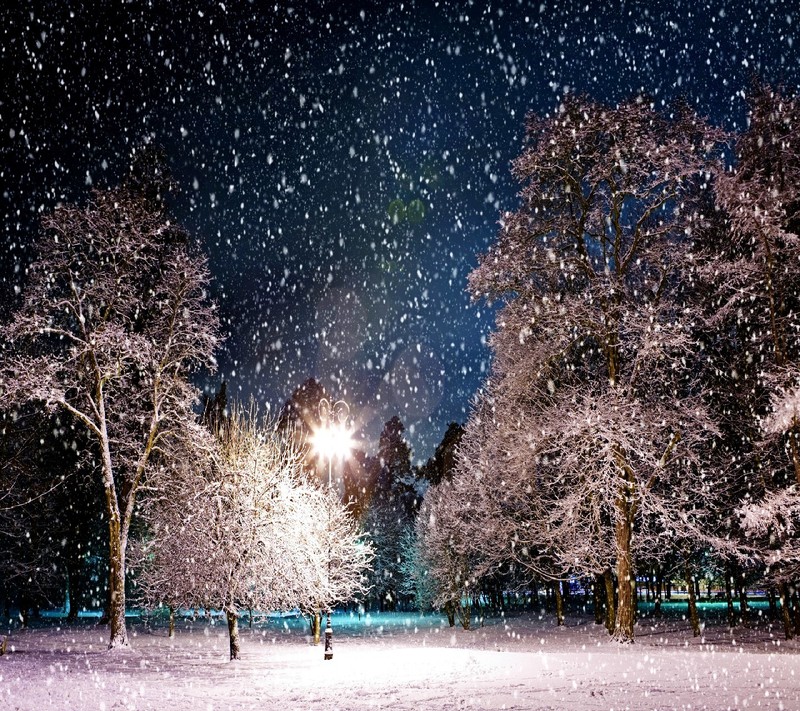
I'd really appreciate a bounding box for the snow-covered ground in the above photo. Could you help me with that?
[1,608,798,710]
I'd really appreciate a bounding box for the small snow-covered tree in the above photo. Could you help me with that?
[135,406,372,660]
[414,470,487,629]
[0,146,219,649]
[464,96,723,641]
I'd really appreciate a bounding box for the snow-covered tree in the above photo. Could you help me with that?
[414,470,487,629]
[463,96,723,641]
[0,147,219,649]
[705,84,800,637]
[134,406,372,660]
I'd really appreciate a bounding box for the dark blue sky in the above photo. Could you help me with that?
[2,0,798,461]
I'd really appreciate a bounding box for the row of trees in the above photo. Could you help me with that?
[0,147,372,658]
[408,84,800,643]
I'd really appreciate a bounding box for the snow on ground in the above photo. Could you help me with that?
[1,607,798,710]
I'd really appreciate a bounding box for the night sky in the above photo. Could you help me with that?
[2,0,798,461]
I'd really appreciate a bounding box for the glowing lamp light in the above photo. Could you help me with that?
[311,421,353,463]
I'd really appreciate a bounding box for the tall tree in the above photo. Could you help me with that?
[709,84,800,634]
[0,146,219,649]
[465,96,723,641]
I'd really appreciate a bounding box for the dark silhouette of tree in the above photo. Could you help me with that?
[342,449,380,521]
[418,422,464,486]
[277,377,328,480]
[364,416,418,610]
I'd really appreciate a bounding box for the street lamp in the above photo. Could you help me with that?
[310,397,352,661]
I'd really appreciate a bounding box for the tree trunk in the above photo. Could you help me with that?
[106,516,128,649]
[554,582,564,626]
[19,596,29,629]
[593,573,604,625]
[613,514,635,642]
[311,610,321,644]
[767,588,778,620]
[792,588,800,636]
[445,600,456,627]
[168,605,175,639]
[685,562,701,637]
[779,582,794,640]
[603,568,616,635]
[66,568,79,623]
[655,565,663,601]
[724,564,736,628]
[738,582,749,627]
[226,608,240,660]
[457,600,471,630]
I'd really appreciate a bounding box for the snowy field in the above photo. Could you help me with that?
[1,608,798,711]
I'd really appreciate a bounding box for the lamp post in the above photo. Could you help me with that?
[311,398,352,661]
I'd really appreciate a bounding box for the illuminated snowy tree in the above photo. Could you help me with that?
[134,406,372,660]
[465,96,723,641]
[0,147,219,649]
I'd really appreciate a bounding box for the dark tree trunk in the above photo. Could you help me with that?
[593,573,604,625]
[655,565,663,601]
[779,583,794,640]
[103,488,128,649]
[792,588,800,636]
[457,600,471,630]
[767,588,778,620]
[19,596,29,629]
[603,568,616,635]
[554,582,564,626]
[168,605,176,639]
[66,578,79,623]
[226,608,240,660]
[445,600,456,628]
[738,582,749,627]
[685,562,701,637]
[724,564,736,628]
